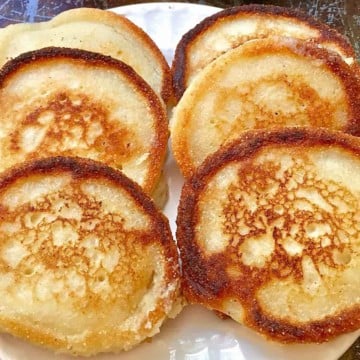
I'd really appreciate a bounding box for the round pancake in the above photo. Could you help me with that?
[171,37,360,178]
[172,4,357,100]
[0,157,180,355]
[0,47,168,194]
[177,127,360,343]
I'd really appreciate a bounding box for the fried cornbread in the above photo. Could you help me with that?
[0,47,168,196]
[0,7,171,102]
[171,37,360,178]
[177,127,360,343]
[172,4,357,99]
[0,157,180,355]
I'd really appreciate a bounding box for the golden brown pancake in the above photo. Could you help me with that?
[0,47,168,195]
[172,4,357,100]
[0,156,181,355]
[171,37,360,178]
[177,127,360,343]
[0,7,171,102]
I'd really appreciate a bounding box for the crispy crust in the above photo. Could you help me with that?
[0,47,169,194]
[52,7,172,102]
[177,127,360,343]
[172,4,356,100]
[171,37,360,178]
[0,156,180,354]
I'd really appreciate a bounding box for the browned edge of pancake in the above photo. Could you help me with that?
[171,4,356,101]
[59,7,173,102]
[0,155,180,351]
[0,47,169,194]
[176,127,360,343]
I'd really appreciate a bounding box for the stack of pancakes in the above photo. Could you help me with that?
[0,8,180,356]
[172,4,360,345]
[0,3,358,357]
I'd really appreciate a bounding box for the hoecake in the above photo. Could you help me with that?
[0,47,168,196]
[0,7,171,102]
[177,127,360,343]
[171,36,360,178]
[172,4,357,100]
[0,156,180,356]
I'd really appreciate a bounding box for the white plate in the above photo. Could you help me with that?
[0,3,359,360]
